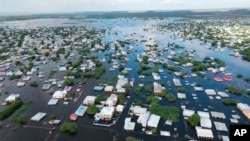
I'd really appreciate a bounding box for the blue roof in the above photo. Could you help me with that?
[74,105,87,116]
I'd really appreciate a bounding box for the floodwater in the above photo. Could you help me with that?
[0,17,250,141]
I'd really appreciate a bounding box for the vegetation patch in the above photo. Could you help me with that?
[149,103,179,122]
[86,105,99,116]
[222,99,237,106]
[0,100,23,120]
[187,114,200,127]
[225,86,242,95]
[60,122,77,133]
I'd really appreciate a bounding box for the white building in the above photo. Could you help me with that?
[147,114,160,128]
[83,96,96,105]
[52,90,67,99]
[104,86,113,92]
[98,106,115,120]
[5,94,20,103]
[106,94,118,106]
[153,82,162,94]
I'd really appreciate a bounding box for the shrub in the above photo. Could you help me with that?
[188,114,200,127]
[86,105,99,116]
[60,122,77,133]
[0,100,23,120]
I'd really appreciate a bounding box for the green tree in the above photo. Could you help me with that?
[86,105,99,116]
[60,122,77,133]
[188,114,200,127]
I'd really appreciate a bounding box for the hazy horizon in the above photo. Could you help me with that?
[0,0,250,15]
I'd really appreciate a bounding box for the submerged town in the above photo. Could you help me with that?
[0,11,250,141]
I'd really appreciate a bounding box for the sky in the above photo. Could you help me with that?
[0,0,250,14]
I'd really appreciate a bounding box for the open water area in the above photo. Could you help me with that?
[0,17,250,141]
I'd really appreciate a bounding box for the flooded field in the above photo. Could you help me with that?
[0,17,250,141]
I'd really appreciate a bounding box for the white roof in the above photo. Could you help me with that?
[104,86,113,92]
[217,91,229,97]
[198,111,210,119]
[116,105,124,113]
[31,112,47,122]
[153,82,162,93]
[52,90,67,99]
[83,96,96,105]
[48,99,59,105]
[5,94,20,102]
[214,122,228,131]
[22,76,31,81]
[137,111,150,127]
[237,103,250,109]
[131,106,147,115]
[222,136,230,141]
[200,118,212,128]
[177,93,186,99]
[160,131,171,136]
[196,127,214,139]
[124,117,135,131]
[183,109,195,117]
[147,114,160,128]
[205,89,216,95]
[210,111,226,119]
[17,81,25,86]
[100,106,115,116]
[173,78,182,86]
[105,94,118,106]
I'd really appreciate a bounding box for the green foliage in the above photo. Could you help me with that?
[56,47,65,54]
[126,136,140,141]
[152,128,157,134]
[118,95,125,104]
[225,86,242,95]
[44,52,50,57]
[178,87,186,93]
[244,77,250,83]
[94,66,106,79]
[162,63,180,72]
[137,65,150,74]
[0,55,9,61]
[149,104,179,122]
[48,70,57,79]
[145,85,153,93]
[153,66,159,73]
[11,114,27,125]
[30,81,39,87]
[188,114,200,127]
[239,48,250,62]
[63,79,75,86]
[165,93,176,102]
[60,122,77,133]
[118,64,125,72]
[142,55,149,63]
[15,61,23,66]
[134,86,143,94]
[214,58,226,67]
[236,73,243,78]
[50,114,57,120]
[95,95,106,104]
[9,75,22,80]
[222,99,237,106]
[134,99,143,106]
[147,96,159,105]
[86,105,99,116]
[0,100,23,120]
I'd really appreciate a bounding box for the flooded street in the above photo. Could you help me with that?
[0,17,250,141]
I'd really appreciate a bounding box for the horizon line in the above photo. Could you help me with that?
[0,7,250,16]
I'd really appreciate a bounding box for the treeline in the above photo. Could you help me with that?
[0,100,23,120]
